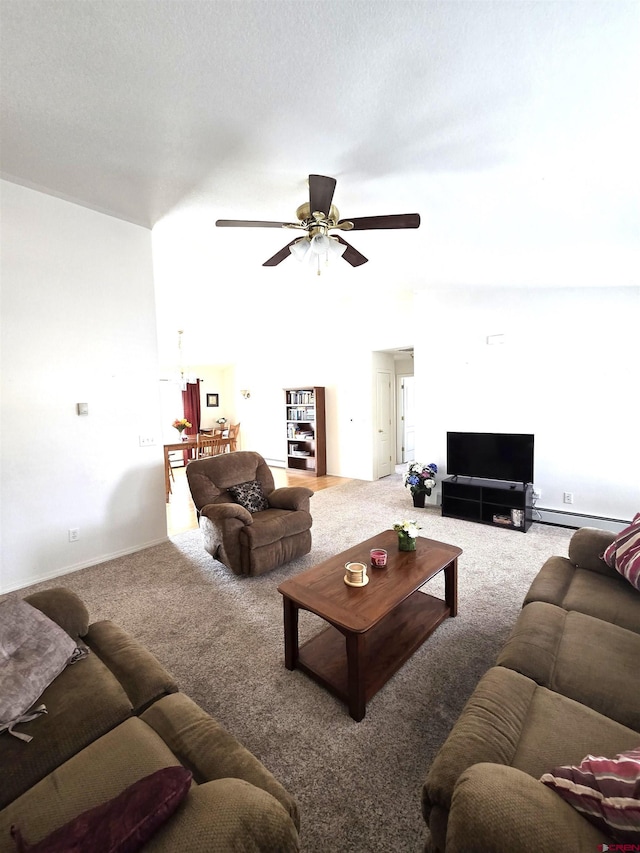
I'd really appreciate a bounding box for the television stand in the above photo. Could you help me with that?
[441,477,533,532]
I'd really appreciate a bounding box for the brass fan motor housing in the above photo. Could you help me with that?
[296,202,340,227]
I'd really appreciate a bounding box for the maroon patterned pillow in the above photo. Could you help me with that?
[602,512,640,590]
[10,766,192,852]
[540,747,640,841]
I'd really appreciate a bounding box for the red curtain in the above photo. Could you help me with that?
[182,381,201,433]
[181,381,201,463]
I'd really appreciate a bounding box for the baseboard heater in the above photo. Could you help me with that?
[265,458,286,469]
[534,507,630,534]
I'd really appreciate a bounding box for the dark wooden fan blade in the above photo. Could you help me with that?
[309,175,337,217]
[334,236,368,267]
[216,219,294,228]
[262,239,299,267]
[336,213,420,230]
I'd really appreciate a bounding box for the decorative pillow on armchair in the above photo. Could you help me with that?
[540,747,640,841]
[602,512,640,591]
[228,480,269,513]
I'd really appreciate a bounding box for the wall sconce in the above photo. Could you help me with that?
[241,389,251,399]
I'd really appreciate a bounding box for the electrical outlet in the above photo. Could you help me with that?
[563,492,574,504]
[532,488,541,501]
[138,435,156,447]
[68,528,80,542]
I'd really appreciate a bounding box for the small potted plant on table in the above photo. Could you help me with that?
[393,520,423,551]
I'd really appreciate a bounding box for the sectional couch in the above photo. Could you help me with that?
[0,587,300,852]
[422,525,640,853]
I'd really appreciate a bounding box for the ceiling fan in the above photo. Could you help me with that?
[215,174,420,271]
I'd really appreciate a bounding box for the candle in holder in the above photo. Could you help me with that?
[370,549,388,568]
[344,561,368,586]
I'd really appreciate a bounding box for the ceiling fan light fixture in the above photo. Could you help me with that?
[289,237,311,261]
[310,233,330,255]
[220,174,418,269]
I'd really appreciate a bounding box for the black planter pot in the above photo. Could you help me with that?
[412,491,427,508]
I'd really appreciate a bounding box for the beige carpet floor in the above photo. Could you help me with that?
[13,474,575,852]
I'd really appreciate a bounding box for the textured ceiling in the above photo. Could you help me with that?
[1,0,639,304]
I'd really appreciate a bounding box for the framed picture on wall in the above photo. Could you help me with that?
[206,393,219,407]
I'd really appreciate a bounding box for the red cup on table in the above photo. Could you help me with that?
[370,548,388,568]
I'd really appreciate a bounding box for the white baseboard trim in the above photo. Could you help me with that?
[534,507,629,534]
[2,536,170,595]
[265,458,286,468]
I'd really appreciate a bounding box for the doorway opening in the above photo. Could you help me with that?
[372,347,414,479]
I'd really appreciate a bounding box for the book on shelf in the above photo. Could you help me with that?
[287,391,315,405]
[287,409,316,422]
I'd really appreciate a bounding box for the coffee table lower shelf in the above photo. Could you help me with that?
[297,590,450,714]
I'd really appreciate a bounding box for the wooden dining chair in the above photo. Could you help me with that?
[166,455,175,493]
[227,423,240,451]
[198,434,226,457]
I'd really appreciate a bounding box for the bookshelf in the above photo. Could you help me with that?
[285,386,326,476]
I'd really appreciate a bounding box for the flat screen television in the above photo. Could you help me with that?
[446,432,534,484]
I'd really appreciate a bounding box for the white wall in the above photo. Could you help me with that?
[0,181,167,593]
[195,364,237,433]
[157,365,238,442]
[413,286,639,522]
[4,185,634,596]
[210,343,412,482]
[227,346,377,480]
[151,200,417,480]
[153,199,638,523]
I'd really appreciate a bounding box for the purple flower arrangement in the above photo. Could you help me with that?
[403,462,438,496]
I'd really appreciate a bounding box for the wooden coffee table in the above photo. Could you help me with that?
[277,529,462,721]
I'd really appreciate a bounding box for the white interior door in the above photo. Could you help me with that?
[375,370,392,478]
[401,375,415,463]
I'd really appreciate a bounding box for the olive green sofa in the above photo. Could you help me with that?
[0,587,300,852]
[422,526,640,853]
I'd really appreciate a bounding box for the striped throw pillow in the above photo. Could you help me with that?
[541,747,640,842]
[602,512,640,591]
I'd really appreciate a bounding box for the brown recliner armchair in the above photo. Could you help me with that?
[186,451,314,576]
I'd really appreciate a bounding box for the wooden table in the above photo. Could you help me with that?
[163,436,231,501]
[277,529,462,721]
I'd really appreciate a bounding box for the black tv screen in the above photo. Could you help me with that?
[446,432,534,483]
